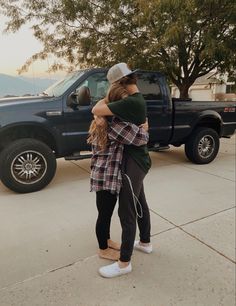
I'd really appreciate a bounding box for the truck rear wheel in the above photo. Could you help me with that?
[0,139,56,193]
[185,127,220,164]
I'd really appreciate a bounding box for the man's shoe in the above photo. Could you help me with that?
[99,262,132,278]
[134,240,153,254]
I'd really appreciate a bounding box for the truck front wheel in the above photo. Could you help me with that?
[0,139,57,193]
[185,127,220,164]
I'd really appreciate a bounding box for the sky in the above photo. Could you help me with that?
[0,17,65,79]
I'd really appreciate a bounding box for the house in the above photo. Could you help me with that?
[171,71,236,101]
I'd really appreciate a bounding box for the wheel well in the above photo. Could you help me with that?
[194,118,221,135]
[0,125,57,155]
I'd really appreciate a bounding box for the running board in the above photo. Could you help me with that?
[149,144,170,152]
[65,145,171,161]
[65,152,92,160]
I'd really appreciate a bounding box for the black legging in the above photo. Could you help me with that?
[96,190,117,249]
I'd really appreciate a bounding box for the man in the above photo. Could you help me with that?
[92,63,152,278]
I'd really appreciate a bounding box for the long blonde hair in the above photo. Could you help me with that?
[87,83,128,150]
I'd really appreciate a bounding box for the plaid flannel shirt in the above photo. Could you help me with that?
[90,117,149,194]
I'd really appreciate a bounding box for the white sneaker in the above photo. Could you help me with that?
[134,240,153,254]
[99,262,132,278]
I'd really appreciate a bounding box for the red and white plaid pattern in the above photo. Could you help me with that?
[90,117,149,194]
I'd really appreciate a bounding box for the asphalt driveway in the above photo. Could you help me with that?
[0,136,235,306]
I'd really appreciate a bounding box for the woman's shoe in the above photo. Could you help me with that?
[98,248,120,260]
[134,240,153,254]
[99,261,132,278]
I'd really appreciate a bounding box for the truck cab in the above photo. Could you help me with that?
[53,68,172,156]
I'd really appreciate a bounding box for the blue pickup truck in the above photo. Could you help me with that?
[0,68,235,193]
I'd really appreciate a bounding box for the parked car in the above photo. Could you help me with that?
[0,68,235,193]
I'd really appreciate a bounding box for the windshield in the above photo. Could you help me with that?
[43,71,84,97]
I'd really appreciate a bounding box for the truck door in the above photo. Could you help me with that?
[63,71,109,154]
[137,72,172,145]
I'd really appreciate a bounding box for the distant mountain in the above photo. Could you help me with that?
[0,74,56,97]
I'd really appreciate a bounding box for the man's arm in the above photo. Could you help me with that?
[108,118,149,146]
[92,98,114,116]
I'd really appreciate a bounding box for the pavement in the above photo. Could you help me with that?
[0,136,235,306]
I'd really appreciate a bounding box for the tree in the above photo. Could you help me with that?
[0,0,235,98]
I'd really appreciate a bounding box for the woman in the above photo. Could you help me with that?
[88,82,149,262]
[92,63,152,278]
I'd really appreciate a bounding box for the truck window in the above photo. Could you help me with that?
[137,73,162,100]
[76,72,109,104]
[44,71,85,97]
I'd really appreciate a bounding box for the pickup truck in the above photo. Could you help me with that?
[0,68,235,193]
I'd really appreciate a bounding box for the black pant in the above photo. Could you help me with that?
[95,155,151,260]
[119,154,151,262]
[96,190,117,249]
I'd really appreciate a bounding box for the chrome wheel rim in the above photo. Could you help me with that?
[198,135,215,159]
[11,151,47,185]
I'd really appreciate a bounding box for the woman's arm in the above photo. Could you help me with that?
[139,118,149,132]
[108,117,149,146]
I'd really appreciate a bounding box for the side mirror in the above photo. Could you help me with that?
[67,86,92,109]
[77,86,91,106]
[67,92,78,109]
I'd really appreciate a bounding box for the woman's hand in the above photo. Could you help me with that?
[94,115,107,127]
[139,118,149,131]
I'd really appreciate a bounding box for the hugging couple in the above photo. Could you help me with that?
[88,63,152,278]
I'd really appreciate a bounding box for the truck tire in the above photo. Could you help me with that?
[0,138,57,193]
[185,127,220,164]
